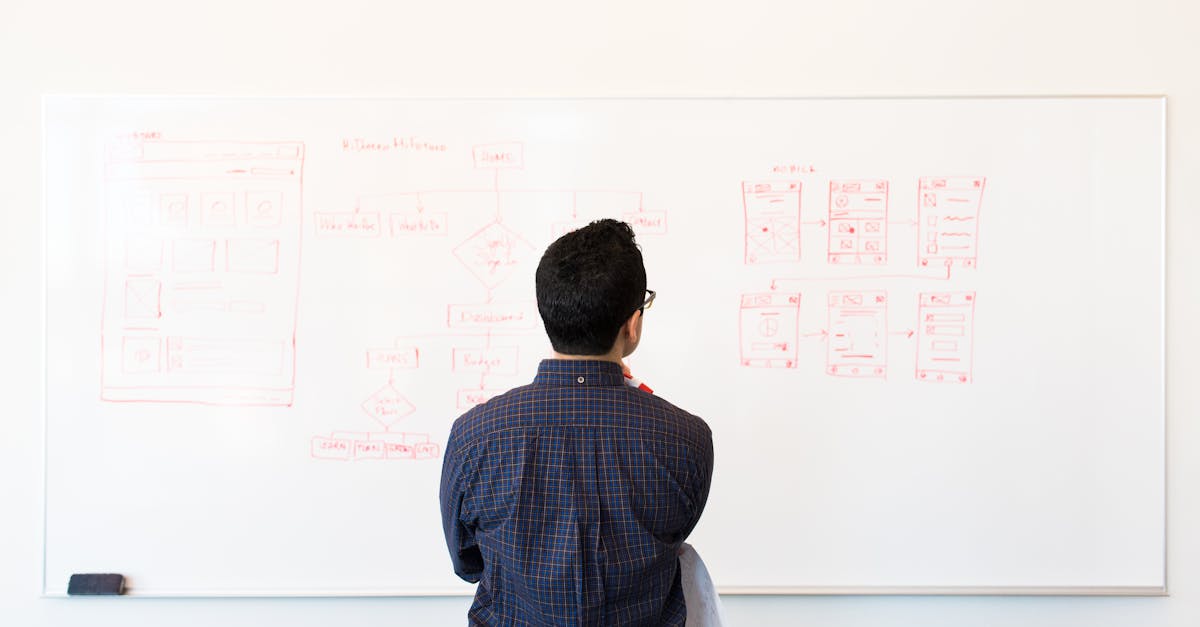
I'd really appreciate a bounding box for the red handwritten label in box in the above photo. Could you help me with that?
[447,302,536,330]
[366,346,419,369]
[385,442,415,460]
[457,388,503,409]
[314,212,382,237]
[414,442,440,460]
[391,212,447,236]
[622,211,668,235]
[311,436,352,460]
[354,440,386,460]
[472,142,523,169]
[452,347,519,374]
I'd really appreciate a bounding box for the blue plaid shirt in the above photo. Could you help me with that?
[440,359,714,626]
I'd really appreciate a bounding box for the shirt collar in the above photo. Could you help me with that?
[534,359,626,387]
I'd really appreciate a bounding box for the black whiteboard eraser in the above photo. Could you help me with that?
[67,574,126,595]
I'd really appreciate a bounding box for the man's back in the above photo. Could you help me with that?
[441,359,713,626]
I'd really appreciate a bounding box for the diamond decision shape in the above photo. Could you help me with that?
[361,384,416,428]
[453,222,535,289]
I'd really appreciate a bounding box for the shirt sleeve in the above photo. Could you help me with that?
[439,428,484,583]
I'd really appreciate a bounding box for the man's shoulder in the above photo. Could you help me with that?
[449,382,710,448]
[630,389,712,441]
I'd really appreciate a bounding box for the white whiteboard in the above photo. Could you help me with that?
[43,97,1165,596]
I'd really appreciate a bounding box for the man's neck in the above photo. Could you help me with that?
[551,349,623,364]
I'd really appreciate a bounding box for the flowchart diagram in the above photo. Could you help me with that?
[307,142,668,461]
[99,135,675,462]
[97,130,985,471]
[739,176,985,383]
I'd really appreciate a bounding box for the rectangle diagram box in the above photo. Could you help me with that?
[916,291,977,383]
[918,177,986,268]
[101,140,304,407]
[311,436,353,460]
[447,302,537,330]
[622,210,668,235]
[826,290,888,378]
[739,292,801,368]
[244,191,284,227]
[828,179,888,265]
[391,211,447,236]
[452,346,520,375]
[743,181,801,264]
[366,346,420,369]
[225,239,280,274]
[472,142,524,169]
[314,212,382,237]
[457,388,503,409]
[124,278,162,320]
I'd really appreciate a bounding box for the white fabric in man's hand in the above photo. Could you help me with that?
[679,543,727,627]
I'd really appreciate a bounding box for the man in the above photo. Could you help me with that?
[440,219,714,626]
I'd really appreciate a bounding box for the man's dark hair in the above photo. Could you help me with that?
[535,219,647,355]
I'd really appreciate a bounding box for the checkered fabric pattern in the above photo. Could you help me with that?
[440,359,714,626]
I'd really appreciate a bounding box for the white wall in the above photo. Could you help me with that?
[2,1,1196,625]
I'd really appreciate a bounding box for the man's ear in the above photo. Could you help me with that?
[625,309,642,344]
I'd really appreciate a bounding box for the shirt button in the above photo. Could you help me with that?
[577,376,585,384]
